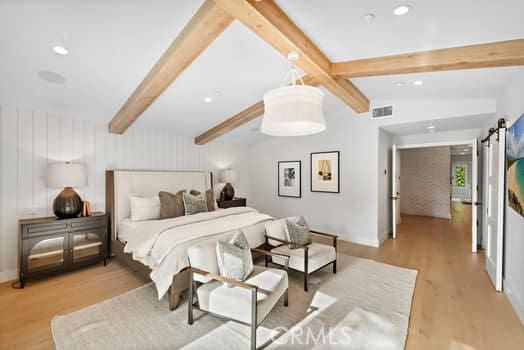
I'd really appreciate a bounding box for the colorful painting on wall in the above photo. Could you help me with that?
[310,151,340,193]
[278,161,301,198]
[507,113,524,217]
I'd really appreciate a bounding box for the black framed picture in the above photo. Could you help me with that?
[278,161,302,198]
[310,151,340,193]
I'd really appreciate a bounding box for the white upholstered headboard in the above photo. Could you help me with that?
[106,170,213,241]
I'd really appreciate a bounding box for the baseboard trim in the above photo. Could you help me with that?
[338,233,382,248]
[0,269,18,283]
[504,278,524,325]
[378,232,390,246]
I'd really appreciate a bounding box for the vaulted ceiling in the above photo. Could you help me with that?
[1,0,523,144]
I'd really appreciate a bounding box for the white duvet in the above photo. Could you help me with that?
[122,207,273,299]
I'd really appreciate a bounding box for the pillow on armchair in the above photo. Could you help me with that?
[285,216,311,248]
[216,230,254,287]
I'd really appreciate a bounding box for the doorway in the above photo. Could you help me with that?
[392,139,479,252]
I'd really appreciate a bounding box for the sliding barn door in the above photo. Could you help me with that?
[485,129,506,291]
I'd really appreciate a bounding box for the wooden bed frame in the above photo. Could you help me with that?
[105,170,212,310]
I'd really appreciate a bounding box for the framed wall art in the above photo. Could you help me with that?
[278,161,301,198]
[310,151,340,193]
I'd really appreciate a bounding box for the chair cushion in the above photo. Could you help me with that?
[271,242,336,273]
[216,231,254,287]
[265,219,288,246]
[197,266,288,324]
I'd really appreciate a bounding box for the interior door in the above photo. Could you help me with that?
[485,129,506,291]
[471,140,479,252]
[392,144,401,238]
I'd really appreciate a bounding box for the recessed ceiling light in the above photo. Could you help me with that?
[413,80,423,86]
[393,5,411,16]
[427,123,435,132]
[53,45,69,55]
[363,13,375,22]
[204,97,213,103]
[37,70,66,84]
[394,82,405,87]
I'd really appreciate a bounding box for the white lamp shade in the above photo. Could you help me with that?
[261,85,326,136]
[47,162,87,188]
[219,169,237,183]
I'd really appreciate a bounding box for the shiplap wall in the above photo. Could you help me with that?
[0,106,249,281]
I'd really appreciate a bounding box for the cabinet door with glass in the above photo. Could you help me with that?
[22,234,68,278]
[69,228,106,267]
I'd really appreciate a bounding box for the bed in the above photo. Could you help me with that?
[105,170,272,310]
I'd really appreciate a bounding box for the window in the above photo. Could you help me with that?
[455,165,466,187]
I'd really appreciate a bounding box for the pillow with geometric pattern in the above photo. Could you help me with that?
[216,230,253,287]
[285,216,311,249]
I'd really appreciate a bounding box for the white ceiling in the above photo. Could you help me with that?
[0,0,523,144]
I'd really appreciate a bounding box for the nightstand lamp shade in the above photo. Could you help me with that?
[219,169,237,201]
[47,162,87,219]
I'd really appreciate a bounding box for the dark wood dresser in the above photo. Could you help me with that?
[217,198,247,209]
[19,212,107,287]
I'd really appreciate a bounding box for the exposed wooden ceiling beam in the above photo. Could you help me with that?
[332,39,524,79]
[195,75,318,145]
[108,0,234,134]
[213,0,369,114]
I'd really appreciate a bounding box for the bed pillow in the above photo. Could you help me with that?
[265,219,289,246]
[189,189,217,211]
[285,216,311,248]
[183,192,209,215]
[216,230,253,287]
[158,190,186,219]
[129,195,160,221]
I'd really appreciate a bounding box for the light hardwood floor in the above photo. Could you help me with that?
[1,204,523,349]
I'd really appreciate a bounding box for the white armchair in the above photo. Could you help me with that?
[265,229,337,292]
[188,242,290,350]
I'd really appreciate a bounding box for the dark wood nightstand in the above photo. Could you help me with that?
[217,198,247,209]
[18,212,108,287]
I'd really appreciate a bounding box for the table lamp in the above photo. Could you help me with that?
[47,162,87,219]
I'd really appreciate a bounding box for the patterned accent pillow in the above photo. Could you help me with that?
[216,230,253,287]
[182,192,209,215]
[158,190,186,219]
[189,189,217,211]
[285,216,311,248]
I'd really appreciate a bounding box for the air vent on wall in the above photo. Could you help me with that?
[372,105,393,119]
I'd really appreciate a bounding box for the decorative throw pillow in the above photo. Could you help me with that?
[158,190,186,219]
[265,219,289,246]
[285,216,311,248]
[182,192,209,215]
[216,230,254,287]
[129,195,160,221]
[189,189,217,212]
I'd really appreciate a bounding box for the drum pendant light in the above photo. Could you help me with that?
[261,52,326,136]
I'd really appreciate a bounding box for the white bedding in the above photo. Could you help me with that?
[121,207,272,299]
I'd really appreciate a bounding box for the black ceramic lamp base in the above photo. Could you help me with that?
[53,187,83,219]
[222,182,235,201]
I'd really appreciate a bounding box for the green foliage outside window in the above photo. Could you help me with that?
[455,165,466,187]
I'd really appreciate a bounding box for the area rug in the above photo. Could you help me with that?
[51,254,417,349]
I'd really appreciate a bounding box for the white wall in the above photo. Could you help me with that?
[248,107,381,247]
[0,106,249,282]
[497,75,524,323]
[248,98,496,248]
[400,147,451,219]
